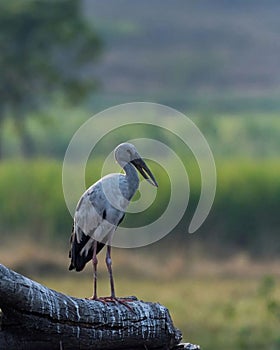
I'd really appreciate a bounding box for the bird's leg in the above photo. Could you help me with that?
[88,235,135,310]
[88,241,114,304]
[92,240,98,300]
[105,243,116,299]
[103,242,135,311]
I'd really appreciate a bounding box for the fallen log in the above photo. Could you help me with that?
[0,264,199,350]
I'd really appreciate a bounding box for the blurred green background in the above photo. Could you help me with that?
[1,1,280,349]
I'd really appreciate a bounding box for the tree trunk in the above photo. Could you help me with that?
[14,117,34,158]
[0,115,5,159]
[0,264,199,350]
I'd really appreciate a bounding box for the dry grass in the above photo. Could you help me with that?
[1,242,280,349]
[35,275,280,350]
[1,240,280,280]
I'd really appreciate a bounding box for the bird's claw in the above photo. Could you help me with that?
[87,296,137,312]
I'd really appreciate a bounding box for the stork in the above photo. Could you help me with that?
[69,143,158,302]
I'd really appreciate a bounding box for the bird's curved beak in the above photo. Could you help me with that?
[131,158,158,187]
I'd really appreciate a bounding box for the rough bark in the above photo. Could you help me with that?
[0,263,193,350]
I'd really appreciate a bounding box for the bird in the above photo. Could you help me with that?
[69,142,158,302]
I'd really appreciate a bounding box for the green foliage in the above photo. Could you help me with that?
[210,159,280,255]
[195,113,280,159]
[0,158,279,257]
[0,0,101,156]
[258,275,280,322]
[258,275,276,298]
[0,0,101,106]
[2,110,280,160]
[39,275,280,350]
[257,276,280,348]
[0,160,72,241]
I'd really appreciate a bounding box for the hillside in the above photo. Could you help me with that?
[83,0,280,111]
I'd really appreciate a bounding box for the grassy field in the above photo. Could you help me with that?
[1,115,280,349]
[36,273,280,350]
[1,240,280,349]
[0,158,280,256]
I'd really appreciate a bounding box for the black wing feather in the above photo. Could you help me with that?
[69,228,105,272]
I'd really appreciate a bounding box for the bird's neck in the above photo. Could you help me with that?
[123,163,139,197]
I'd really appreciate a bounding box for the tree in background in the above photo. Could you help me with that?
[0,0,102,157]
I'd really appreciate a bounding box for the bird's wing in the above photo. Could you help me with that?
[69,178,127,272]
[69,188,112,272]
[69,224,105,271]
[75,193,116,236]
[74,193,101,243]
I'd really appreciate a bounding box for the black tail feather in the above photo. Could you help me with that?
[69,230,105,272]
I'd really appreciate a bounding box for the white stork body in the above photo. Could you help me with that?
[69,143,158,300]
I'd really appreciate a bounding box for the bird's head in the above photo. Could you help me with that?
[114,143,158,187]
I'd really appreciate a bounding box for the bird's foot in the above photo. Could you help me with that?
[105,296,137,312]
[87,296,137,311]
[86,296,106,303]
